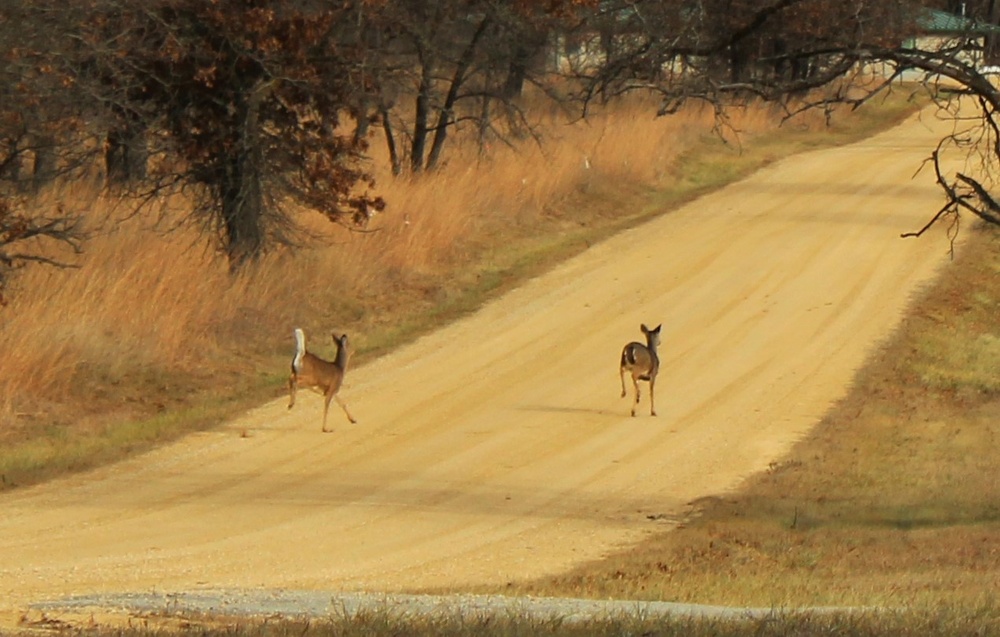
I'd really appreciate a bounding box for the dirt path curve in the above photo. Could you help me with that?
[0,110,958,626]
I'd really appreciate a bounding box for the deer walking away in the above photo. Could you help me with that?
[288,328,356,432]
[620,323,662,417]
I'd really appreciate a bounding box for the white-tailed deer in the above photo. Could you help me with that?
[620,323,662,417]
[288,328,356,432]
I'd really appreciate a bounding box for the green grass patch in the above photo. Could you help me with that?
[0,373,276,490]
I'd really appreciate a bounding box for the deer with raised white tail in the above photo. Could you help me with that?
[619,323,662,417]
[288,328,356,432]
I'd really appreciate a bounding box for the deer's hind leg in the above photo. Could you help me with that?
[288,375,298,410]
[649,375,657,417]
[333,395,356,424]
[630,374,641,417]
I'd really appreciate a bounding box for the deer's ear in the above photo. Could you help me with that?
[640,323,648,332]
[653,324,662,333]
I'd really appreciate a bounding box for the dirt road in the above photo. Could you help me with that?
[0,110,958,625]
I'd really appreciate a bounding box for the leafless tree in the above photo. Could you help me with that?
[354,1,583,173]
[571,0,1000,239]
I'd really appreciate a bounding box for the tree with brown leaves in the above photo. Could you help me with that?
[80,0,385,270]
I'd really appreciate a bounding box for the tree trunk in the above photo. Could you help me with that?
[220,80,270,271]
[351,97,371,146]
[219,151,264,272]
[411,52,433,173]
[503,28,544,100]
[381,104,402,176]
[31,136,56,193]
[426,16,490,171]
[729,44,748,84]
[477,93,491,156]
[986,0,1000,65]
[105,122,147,187]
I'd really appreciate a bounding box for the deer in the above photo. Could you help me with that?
[288,328,357,432]
[619,323,662,417]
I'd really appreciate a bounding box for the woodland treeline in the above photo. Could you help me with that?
[1,0,999,296]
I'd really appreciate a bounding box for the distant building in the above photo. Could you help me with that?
[907,8,1000,71]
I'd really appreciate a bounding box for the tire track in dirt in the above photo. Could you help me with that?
[0,109,960,627]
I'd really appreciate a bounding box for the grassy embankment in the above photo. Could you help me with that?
[0,90,922,491]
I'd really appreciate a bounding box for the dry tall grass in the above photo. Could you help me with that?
[0,90,920,484]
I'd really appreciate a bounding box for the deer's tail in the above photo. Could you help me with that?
[292,328,306,374]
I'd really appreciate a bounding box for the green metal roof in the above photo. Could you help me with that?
[919,8,1000,35]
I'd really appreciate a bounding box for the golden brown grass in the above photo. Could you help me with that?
[0,89,920,490]
[9,86,1000,635]
[515,225,1000,610]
